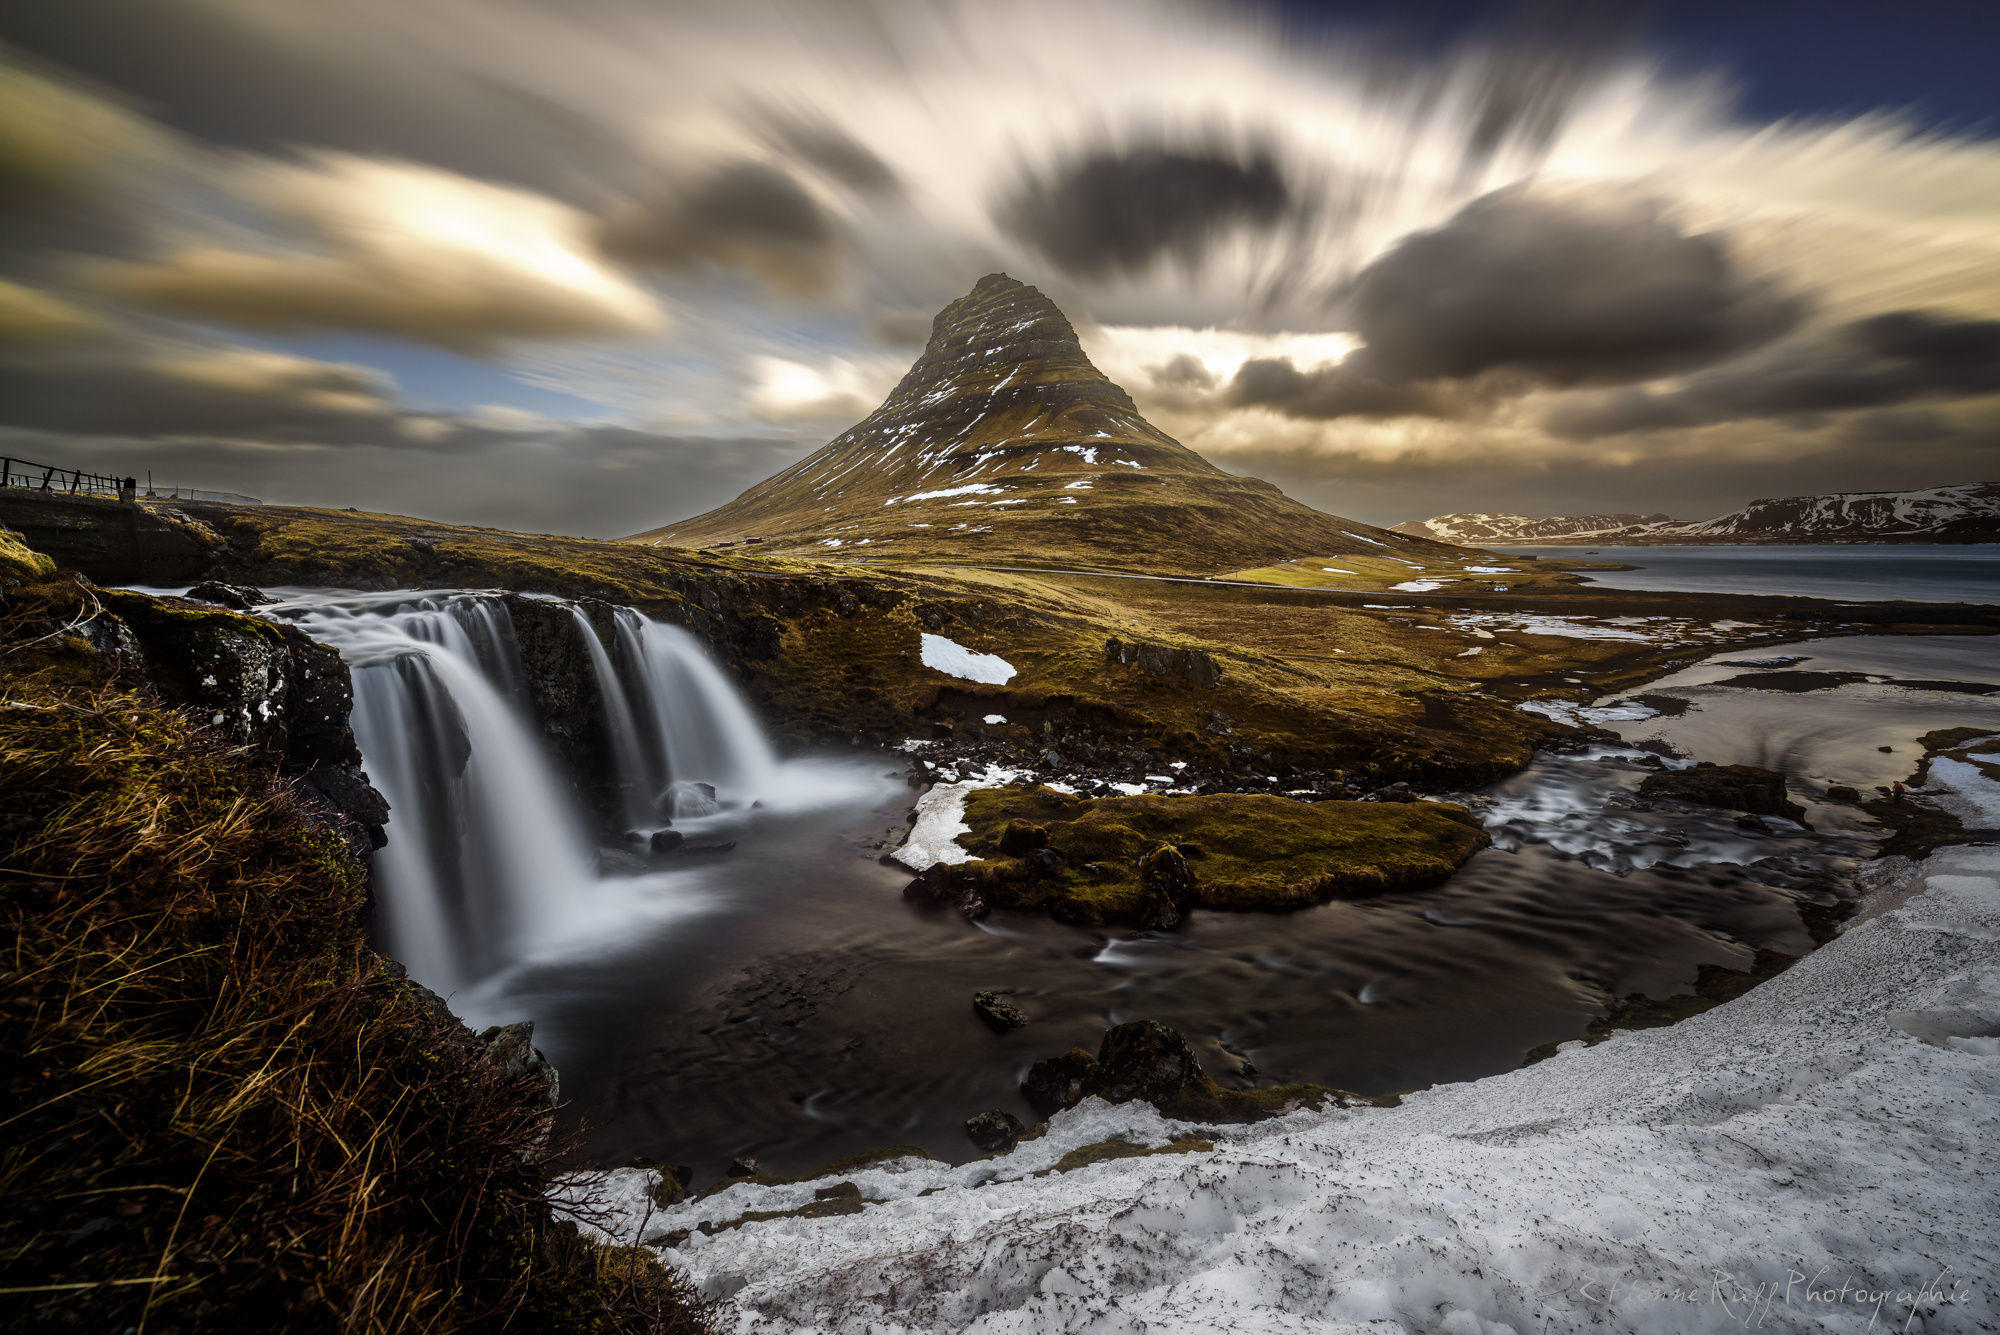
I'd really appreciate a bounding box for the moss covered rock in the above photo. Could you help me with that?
[957,786,1488,925]
[0,524,57,586]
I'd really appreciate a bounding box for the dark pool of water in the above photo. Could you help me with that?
[486,632,1999,1179]
[1497,544,2000,604]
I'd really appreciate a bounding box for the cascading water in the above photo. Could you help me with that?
[264,590,792,1005]
[614,610,779,815]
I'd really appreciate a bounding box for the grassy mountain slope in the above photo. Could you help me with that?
[627,274,1458,574]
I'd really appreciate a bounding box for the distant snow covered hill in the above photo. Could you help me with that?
[1398,482,2000,546]
[1391,512,1675,544]
[627,274,1457,574]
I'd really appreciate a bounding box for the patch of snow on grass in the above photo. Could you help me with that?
[1391,579,1446,592]
[886,763,1023,870]
[919,632,1016,685]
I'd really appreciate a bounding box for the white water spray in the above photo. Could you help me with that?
[267,591,785,999]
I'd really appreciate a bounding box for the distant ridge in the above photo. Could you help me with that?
[627,274,1453,573]
[1398,483,2000,546]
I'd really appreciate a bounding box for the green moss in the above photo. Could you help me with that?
[958,786,1489,924]
[0,524,57,586]
[1041,1135,1216,1175]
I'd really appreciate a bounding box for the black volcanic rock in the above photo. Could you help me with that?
[1639,764,1806,822]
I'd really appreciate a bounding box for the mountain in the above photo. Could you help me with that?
[1398,483,2000,546]
[628,274,1453,574]
[1390,513,1673,544]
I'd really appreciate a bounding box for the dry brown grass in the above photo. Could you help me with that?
[0,585,710,1333]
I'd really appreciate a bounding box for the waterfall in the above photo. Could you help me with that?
[567,604,650,827]
[267,591,781,998]
[613,610,779,814]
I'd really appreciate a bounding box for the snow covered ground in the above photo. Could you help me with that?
[585,841,2000,1334]
[920,632,1017,684]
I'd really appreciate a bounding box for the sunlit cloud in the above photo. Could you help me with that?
[93,154,668,352]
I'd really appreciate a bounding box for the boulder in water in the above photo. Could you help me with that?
[649,828,686,854]
[1638,764,1806,822]
[664,780,721,819]
[1021,1047,1099,1118]
[972,989,1028,1032]
[186,580,273,610]
[1089,1020,1204,1106]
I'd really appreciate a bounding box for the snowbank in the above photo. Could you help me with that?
[919,632,1016,684]
[1924,745,2000,827]
[594,843,2000,1334]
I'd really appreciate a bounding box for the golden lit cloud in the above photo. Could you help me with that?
[95,154,667,352]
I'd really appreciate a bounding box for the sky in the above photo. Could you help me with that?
[0,0,1995,536]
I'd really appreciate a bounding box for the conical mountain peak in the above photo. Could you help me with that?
[629,277,1441,574]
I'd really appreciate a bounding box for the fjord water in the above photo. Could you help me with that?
[264,588,1998,1180]
[1500,543,2000,603]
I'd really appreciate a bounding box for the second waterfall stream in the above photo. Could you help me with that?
[261,589,870,1011]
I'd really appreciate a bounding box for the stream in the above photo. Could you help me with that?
[260,590,1998,1177]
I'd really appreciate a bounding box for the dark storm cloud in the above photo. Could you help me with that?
[1225,355,1445,419]
[0,2,636,201]
[1342,184,1804,385]
[1003,140,1292,279]
[1449,3,1643,177]
[0,343,407,443]
[1545,311,2000,438]
[754,111,904,197]
[867,307,938,347]
[1150,353,1216,392]
[597,160,842,296]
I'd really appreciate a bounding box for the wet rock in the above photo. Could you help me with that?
[1638,764,1807,822]
[96,590,389,851]
[649,828,687,854]
[1825,785,1861,803]
[599,848,648,875]
[295,763,391,852]
[1104,636,1222,689]
[185,580,273,610]
[964,1109,1027,1153]
[725,1156,768,1179]
[1021,1047,1099,1118]
[1026,847,1064,878]
[1088,1020,1204,1106]
[972,989,1028,1032]
[479,1021,559,1111]
[1135,844,1197,930]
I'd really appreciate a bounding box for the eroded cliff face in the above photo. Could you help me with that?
[13,575,392,855]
